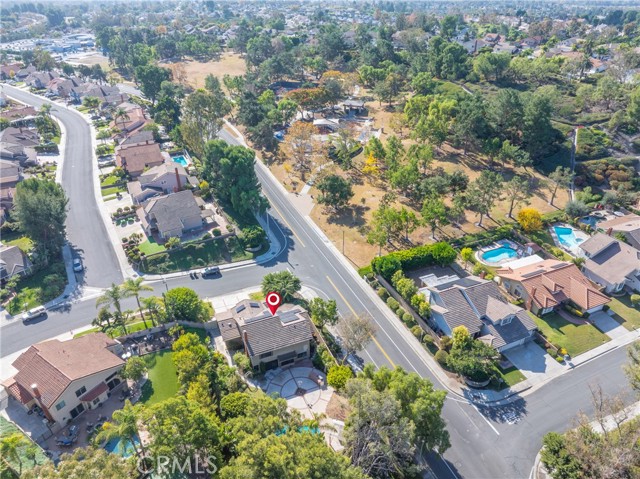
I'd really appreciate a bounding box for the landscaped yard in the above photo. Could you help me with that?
[140,350,179,405]
[530,312,610,357]
[138,238,166,255]
[608,296,640,331]
[6,258,67,314]
[5,235,34,253]
[495,364,526,388]
[0,416,49,478]
[74,320,151,339]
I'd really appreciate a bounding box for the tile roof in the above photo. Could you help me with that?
[598,214,640,232]
[241,309,314,357]
[498,259,610,311]
[79,382,108,402]
[142,190,202,235]
[481,310,537,349]
[115,142,165,175]
[437,287,483,335]
[580,233,640,286]
[11,333,124,408]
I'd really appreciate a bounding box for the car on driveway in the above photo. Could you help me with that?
[22,306,47,322]
[202,266,221,277]
[73,258,83,272]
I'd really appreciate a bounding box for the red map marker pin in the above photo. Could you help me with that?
[265,291,282,315]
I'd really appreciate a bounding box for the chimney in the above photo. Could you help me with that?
[175,167,181,192]
[31,383,41,399]
[479,271,486,279]
[242,330,249,354]
[606,227,613,236]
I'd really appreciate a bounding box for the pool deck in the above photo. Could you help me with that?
[549,223,590,257]
[475,239,529,266]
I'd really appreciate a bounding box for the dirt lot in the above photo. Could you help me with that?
[160,52,246,90]
[65,52,111,69]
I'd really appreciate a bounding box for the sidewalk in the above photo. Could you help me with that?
[231,122,640,406]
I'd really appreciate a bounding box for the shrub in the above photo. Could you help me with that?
[377,287,389,300]
[555,355,565,363]
[565,200,590,219]
[631,294,640,307]
[371,242,456,278]
[396,308,407,318]
[440,336,452,352]
[546,348,556,356]
[558,347,568,356]
[241,226,266,248]
[517,208,543,233]
[411,325,423,338]
[423,335,435,346]
[213,228,222,237]
[435,349,449,366]
[386,297,400,311]
[403,312,414,323]
[327,365,353,390]
[549,247,566,259]
[233,352,252,375]
[418,301,431,318]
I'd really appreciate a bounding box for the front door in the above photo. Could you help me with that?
[69,403,85,419]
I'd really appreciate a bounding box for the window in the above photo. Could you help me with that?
[501,316,513,326]
[75,386,87,398]
[55,400,66,411]
[260,351,273,359]
[92,398,100,405]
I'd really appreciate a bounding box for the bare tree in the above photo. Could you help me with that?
[337,313,377,358]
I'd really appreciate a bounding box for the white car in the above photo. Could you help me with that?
[73,258,83,272]
[22,306,47,322]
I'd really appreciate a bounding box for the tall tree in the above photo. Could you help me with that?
[316,174,354,213]
[96,400,145,459]
[467,171,504,227]
[181,89,232,156]
[261,271,301,302]
[422,196,449,239]
[96,283,128,334]
[337,313,377,358]
[22,448,136,479]
[13,178,68,262]
[280,122,326,181]
[548,166,574,206]
[504,175,533,218]
[134,65,171,104]
[122,278,153,328]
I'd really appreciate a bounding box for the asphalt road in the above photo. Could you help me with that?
[3,85,123,288]
[1,89,635,478]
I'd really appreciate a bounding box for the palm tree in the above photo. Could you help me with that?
[0,433,27,475]
[141,296,162,327]
[123,278,153,329]
[114,107,130,131]
[96,400,145,459]
[96,283,128,334]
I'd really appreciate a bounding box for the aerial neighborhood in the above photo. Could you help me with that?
[1,1,640,478]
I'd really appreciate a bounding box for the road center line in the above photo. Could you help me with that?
[264,192,306,248]
[326,275,396,368]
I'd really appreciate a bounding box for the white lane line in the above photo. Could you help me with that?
[471,403,500,435]
[455,402,481,433]
[439,454,461,479]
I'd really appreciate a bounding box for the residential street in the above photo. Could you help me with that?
[0,88,635,479]
[3,85,123,288]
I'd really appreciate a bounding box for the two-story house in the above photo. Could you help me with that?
[497,259,610,315]
[115,141,168,177]
[127,162,198,205]
[137,189,211,240]
[217,300,315,369]
[2,333,124,431]
[578,233,640,294]
[420,274,537,352]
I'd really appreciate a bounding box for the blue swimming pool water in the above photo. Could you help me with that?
[554,226,584,248]
[579,216,604,229]
[172,155,189,167]
[103,436,139,458]
[481,246,518,263]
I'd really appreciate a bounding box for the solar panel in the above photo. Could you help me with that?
[235,304,246,313]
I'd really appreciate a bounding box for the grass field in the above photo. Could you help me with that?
[530,312,610,357]
[160,52,247,91]
[138,238,166,255]
[140,350,179,405]
[608,296,640,331]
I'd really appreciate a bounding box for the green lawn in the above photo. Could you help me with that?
[6,258,67,314]
[530,312,610,357]
[140,350,179,405]
[138,238,166,255]
[101,185,126,197]
[608,296,640,331]
[0,417,49,477]
[5,236,34,253]
[74,320,151,339]
[496,364,526,387]
[100,175,122,187]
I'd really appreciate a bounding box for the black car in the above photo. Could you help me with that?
[202,266,221,277]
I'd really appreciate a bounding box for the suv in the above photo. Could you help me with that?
[22,306,47,322]
[202,266,221,277]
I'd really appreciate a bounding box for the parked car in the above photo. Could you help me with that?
[345,353,364,374]
[72,258,83,272]
[202,266,221,277]
[22,306,47,322]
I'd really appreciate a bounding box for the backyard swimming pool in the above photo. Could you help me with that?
[172,155,189,167]
[579,216,604,229]
[103,436,140,458]
[481,246,518,264]
[554,226,584,249]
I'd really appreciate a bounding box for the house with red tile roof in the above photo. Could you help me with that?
[497,259,610,316]
[2,333,125,431]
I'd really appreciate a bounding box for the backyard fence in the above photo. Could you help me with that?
[116,320,219,343]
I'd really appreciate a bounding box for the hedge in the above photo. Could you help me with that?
[371,242,457,279]
[449,225,515,249]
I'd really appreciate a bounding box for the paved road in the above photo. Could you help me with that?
[3,85,123,288]
[1,90,635,478]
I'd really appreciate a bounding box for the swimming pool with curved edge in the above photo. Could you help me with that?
[481,246,518,264]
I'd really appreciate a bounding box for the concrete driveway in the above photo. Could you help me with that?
[590,311,628,339]
[504,342,565,386]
